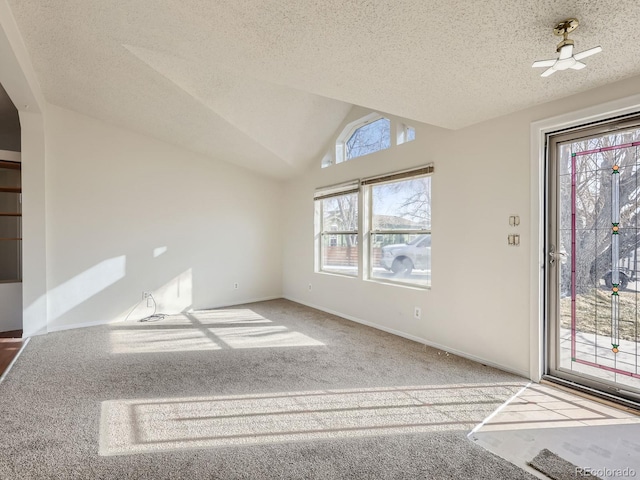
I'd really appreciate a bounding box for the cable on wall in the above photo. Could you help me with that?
[138,293,166,322]
[123,293,166,323]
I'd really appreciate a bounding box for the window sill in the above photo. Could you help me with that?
[316,270,359,279]
[365,277,430,291]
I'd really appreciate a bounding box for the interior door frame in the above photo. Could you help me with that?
[529,93,640,384]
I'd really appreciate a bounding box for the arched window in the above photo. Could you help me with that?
[334,114,391,165]
[345,117,391,160]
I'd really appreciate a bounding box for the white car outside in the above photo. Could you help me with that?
[380,234,431,274]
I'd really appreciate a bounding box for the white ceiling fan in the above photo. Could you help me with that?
[532,18,602,77]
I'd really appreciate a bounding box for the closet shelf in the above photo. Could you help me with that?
[0,160,20,170]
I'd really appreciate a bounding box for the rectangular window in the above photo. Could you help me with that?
[364,167,432,287]
[406,126,416,142]
[315,184,359,277]
[397,124,416,145]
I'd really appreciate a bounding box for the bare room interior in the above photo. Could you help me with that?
[1,2,640,479]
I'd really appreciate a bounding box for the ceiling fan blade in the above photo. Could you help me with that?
[532,59,556,68]
[541,67,556,77]
[570,61,586,70]
[574,46,603,61]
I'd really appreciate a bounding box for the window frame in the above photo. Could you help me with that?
[397,123,416,145]
[314,165,433,288]
[364,167,432,289]
[314,183,360,278]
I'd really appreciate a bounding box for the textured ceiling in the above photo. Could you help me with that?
[6,1,640,178]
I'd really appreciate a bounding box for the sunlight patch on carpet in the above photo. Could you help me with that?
[110,329,225,353]
[208,326,325,349]
[109,308,326,353]
[99,383,523,456]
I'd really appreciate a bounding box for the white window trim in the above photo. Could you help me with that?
[397,123,416,145]
[315,182,360,278]
[335,112,387,164]
[364,169,432,289]
[314,165,434,289]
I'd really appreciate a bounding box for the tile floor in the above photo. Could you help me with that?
[470,382,640,479]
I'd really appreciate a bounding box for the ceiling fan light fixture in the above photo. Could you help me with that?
[532,18,602,77]
[558,44,574,60]
[555,56,576,71]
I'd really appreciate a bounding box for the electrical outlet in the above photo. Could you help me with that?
[142,291,151,299]
[308,283,312,291]
[414,307,422,320]
[234,282,239,290]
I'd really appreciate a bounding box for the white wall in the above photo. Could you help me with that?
[43,104,283,331]
[20,111,46,336]
[0,4,48,337]
[0,282,21,331]
[282,75,640,378]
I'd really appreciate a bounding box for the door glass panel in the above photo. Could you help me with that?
[555,126,640,394]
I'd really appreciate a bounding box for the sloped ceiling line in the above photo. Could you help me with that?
[122,44,350,169]
[7,0,640,178]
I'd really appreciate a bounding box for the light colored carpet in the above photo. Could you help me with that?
[0,299,536,479]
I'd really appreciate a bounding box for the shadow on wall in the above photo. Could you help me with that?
[24,245,197,332]
[47,255,127,323]
[121,267,194,323]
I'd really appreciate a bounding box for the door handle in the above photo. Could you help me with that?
[549,246,567,265]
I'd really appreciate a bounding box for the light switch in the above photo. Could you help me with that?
[508,234,520,246]
[509,215,520,227]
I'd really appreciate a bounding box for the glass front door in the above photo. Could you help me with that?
[547,117,640,401]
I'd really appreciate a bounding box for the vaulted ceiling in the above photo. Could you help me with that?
[7,1,640,178]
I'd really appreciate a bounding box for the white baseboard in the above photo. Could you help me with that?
[197,296,282,311]
[46,295,283,332]
[22,326,47,337]
[47,318,121,333]
[44,293,529,379]
[284,295,530,379]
